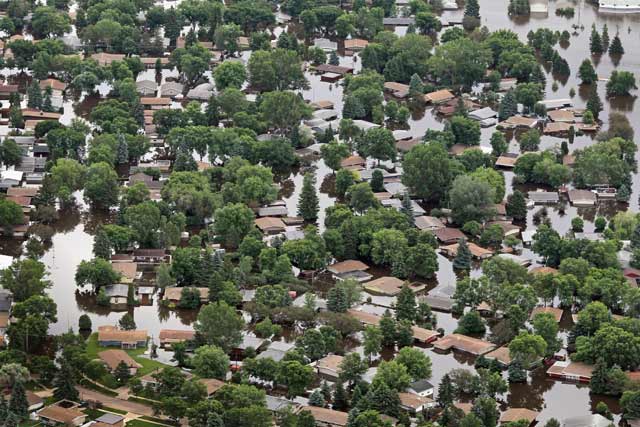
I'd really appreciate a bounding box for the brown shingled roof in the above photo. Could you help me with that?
[98,349,142,370]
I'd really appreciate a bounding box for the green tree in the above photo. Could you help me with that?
[506,190,527,220]
[395,285,416,322]
[194,302,244,352]
[609,34,624,55]
[578,59,597,84]
[84,162,119,209]
[455,311,486,335]
[363,325,382,361]
[53,361,78,401]
[213,203,254,248]
[453,238,472,270]
[214,60,246,90]
[606,70,637,97]
[321,140,350,172]
[395,347,431,381]
[509,332,547,367]
[192,345,230,379]
[358,127,396,164]
[8,380,28,420]
[298,173,319,222]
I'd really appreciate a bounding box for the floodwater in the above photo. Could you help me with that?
[0,0,638,421]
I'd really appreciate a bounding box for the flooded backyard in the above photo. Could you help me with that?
[2,0,640,421]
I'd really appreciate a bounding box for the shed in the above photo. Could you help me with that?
[568,189,597,206]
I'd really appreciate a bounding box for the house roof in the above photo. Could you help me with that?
[315,64,354,75]
[98,326,148,343]
[316,354,344,373]
[501,115,538,128]
[529,266,558,275]
[254,217,285,232]
[140,97,171,106]
[484,346,511,366]
[347,308,381,325]
[568,189,597,203]
[411,325,439,342]
[409,379,433,393]
[424,89,454,103]
[433,334,496,355]
[7,187,38,197]
[163,287,208,301]
[547,360,594,379]
[547,109,575,122]
[398,392,434,410]
[340,155,365,168]
[38,405,85,424]
[199,378,225,395]
[111,262,137,280]
[159,329,195,342]
[396,138,421,153]
[433,227,465,243]
[363,276,406,296]
[39,79,66,91]
[530,306,563,323]
[302,406,348,426]
[440,242,493,259]
[99,349,142,370]
[327,260,369,275]
[95,413,125,425]
[500,408,540,424]
[495,154,519,168]
[344,39,368,50]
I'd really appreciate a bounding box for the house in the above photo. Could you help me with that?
[433,227,465,244]
[103,284,129,307]
[528,191,559,204]
[0,312,9,336]
[187,83,215,100]
[440,242,493,260]
[433,334,496,355]
[568,189,597,206]
[344,39,368,51]
[315,354,343,380]
[383,16,415,25]
[486,221,520,237]
[495,153,520,168]
[326,260,372,282]
[140,97,172,107]
[163,287,209,304]
[98,349,142,375]
[407,379,434,398]
[97,326,148,349]
[384,81,409,98]
[0,84,18,99]
[546,360,594,382]
[140,57,169,69]
[396,138,421,153]
[93,413,125,427]
[136,80,158,96]
[37,404,86,426]
[420,294,455,312]
[302,406,349,427]
[498,115,538,129]
[7,187,38,198]
[26,390,44,411]
[199,378,225,397]
[529,266,558,275]
[498,78,518,91]
[469,107,498,122]
[161,81,184,98]
[255,217,286,234]
[111,262,139,283]
[398,392,436,413]
[424,89,455,104]
[91,52,125,66]
[496,253,531,266]
[265,395,300,413]
[364,276,410,296]
[133,248,169,263]
[414,216,445,232]
[314,64,354,76]
[347,308,382,326]
[340,155,366,170]
[547,109,575,122]
[0,170,23,189]
[500,408,540,425]
[484,346,512,367]
[530,306,563,323]
[411,325,439,344]
[159,329,196,347]
[258,206,288,217]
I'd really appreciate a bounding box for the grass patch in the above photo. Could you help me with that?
[79,378,119,397]
[86,334,169,377]
[83,408,108,420]
[140,416,179,426]
[19,420,41,427]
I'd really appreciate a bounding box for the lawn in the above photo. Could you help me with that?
[86,333,169,377]
[127,419,174,427]
[84,408,109,420]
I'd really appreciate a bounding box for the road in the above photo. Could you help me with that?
[77,386,158,417]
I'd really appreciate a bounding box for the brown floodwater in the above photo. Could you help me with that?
[3,0,640,420]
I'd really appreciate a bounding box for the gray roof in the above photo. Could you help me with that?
[527,191,559,203]
[409,379,434,393]
[258,206,288,217]
[469,107,498,121]
[256,348,287,362]
[104,284,130,297]
[383,17,415,25]
[95,414,125,425]
[265,395,298,412]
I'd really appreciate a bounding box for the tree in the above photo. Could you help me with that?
[465,0,480,18]
[509,332,546,367]
[498,90,517,121]
[27,81,42,109]
[75,258,120,290]
[449,175,495,225]
[438,374,455,407]
[609,34,624,56]
[192,345,229,379]
[339,353,368,387]
[93,226,112,259]
[578,59,597,84]
[455,311,486,335]
[114,360,131,384]
[532,313,561,357]
[586,85,603,120]
[9,380,28,420]
[515,83,543,112]
[490,131,508,157]
[358,127,395,164]
[118,313,136,330]
[453,238,472,270]
[395,285,416,322]
[194,302,244,352]
[298,173,319,222]
[508,360,527,383]
[213,203,254,248]
[590,25,603,55]
[621,390,640,419]
[308,389,325,407]
[363,325,382,361]
[335,169,355,198]
[395,347,431,381]
[78,314,91,331]
[84,162,119,209]
[53,361,78,401]
[0,199,24,232]
[519,128,540,152]
[0,259,49,302]
[213,60,246,90]
[277,361,314,398]
[260,90,311,134]
[347,182,377,214]
[248,49,307,92]
[402,142,460,203]
[321,140,350,172]
[471,396,499,427]
[506,190,527,221]
[606,70,637,97]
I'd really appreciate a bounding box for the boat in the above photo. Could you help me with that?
[599,0,640,12]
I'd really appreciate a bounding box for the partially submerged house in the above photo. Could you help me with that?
[97,326,148,349]
[433,334,496,356]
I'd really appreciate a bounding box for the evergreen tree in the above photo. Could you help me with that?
[409,73,423,100]
[395,285,416,322]
[117,133,129,164]
[320,381,332,402]
[530,66,547,86]
[586,86,603,120]
[506,190,527,221]
[53,361,79,401]
[609,34,624,55]
[590,362,608,395]
[93,226,112,259]
[127,283,136,306]
[508,360,527,383]
[590,25,603,55]
[42,87,53,112]
[602,24,610,50]
[9,380,28,420]
[370,169,384,192]
[27,81,42,109]
[464,0,480,18]
[114,360,131,384]
[298,172,319,222]
[379,310,397,346]
[327,286,348,313]
[617,184,631,202]
[400,192,414,226]
[309,389,326,407]
[498,90,517,121]
[333,381,348,410]
[119,312,136,330]
[437,374,455,407]
[551,52,570,76]
[578,59,597,85]
[329,51,339,66]
[453,238,472,270]
[631,224,640,249]
[0,395,8,422]
[350,384,364,408]
[360,382,400,417]
[395,320,414,348]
